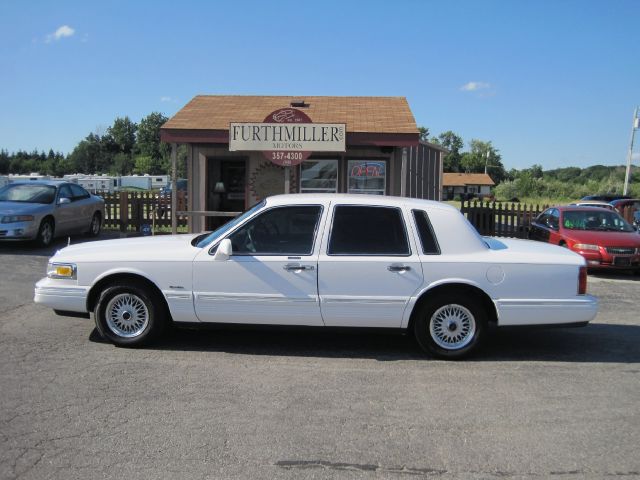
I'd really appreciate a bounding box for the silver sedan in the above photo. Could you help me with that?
[0,181,105,247]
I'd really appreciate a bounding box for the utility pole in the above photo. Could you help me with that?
[623,106,639,196]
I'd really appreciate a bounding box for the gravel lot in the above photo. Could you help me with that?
[1,236,639,480]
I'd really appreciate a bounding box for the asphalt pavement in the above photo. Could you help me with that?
[0,235,639,479]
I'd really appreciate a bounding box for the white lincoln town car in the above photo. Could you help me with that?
[35,194,598,358]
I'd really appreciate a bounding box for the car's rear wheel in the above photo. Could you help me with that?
[414,293,486,359]
[94,282,167,347]
[87,212,101,237]
[36,218,55,247]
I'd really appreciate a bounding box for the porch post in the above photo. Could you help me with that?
[400,147,408,197]
[171,143,177,235]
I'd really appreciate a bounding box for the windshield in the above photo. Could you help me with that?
[562,210,635,232]
[0,184,57,204]
[195,201,265,248]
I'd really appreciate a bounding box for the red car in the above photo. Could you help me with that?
[529,206,640,271]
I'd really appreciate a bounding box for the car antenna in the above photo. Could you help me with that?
[67,237,71,246]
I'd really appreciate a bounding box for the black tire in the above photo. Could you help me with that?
[94,282,167,347]
[413,292,487,359]
[87,212,101,237]
[36,217,55,247]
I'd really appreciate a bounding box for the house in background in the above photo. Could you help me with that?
[443,172,495,200]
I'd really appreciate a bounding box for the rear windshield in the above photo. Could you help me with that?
[0,184,57,204]
[562,210,634,232]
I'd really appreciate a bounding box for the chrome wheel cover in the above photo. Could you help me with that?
[105,293,149,338]
[90,215,100,234]
[41,222,53,245]
[429,304,476,350]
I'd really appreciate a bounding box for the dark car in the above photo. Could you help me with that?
[581,194,631,202]
[610,199,640,228]
[529,206,640,272]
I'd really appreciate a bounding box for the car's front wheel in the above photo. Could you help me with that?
[94,282,167,347]
[413,293,487,359]
[87,212,101,237]
[36,218,55,247]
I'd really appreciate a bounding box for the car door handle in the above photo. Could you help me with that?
[283,263,315,272]
[387,264,411,272]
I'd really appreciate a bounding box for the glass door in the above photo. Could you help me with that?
[299,159,338,193]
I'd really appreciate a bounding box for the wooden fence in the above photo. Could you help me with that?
[461,200,549,238]
[100,191,188,232]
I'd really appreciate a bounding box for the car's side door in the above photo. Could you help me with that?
[192,204,326,326]
[546,208,562,244]
[54,185,76,235]
[530,209,552,242]
[68,184,93,232]
[317,204,424,328]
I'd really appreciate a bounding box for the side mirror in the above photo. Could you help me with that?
[213,238,232,261]
[58,197,71,205]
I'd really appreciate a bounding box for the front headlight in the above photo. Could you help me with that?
[47,263,77,279]
[572,243,600,251]
[2,215,34,223]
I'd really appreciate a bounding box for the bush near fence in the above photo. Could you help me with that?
[99,191,188,232]
[461,200,639,238]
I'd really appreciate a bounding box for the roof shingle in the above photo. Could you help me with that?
[162,95,418,134]
[443,173,495,187]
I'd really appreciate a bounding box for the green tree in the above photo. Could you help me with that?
[418,126,430,142]
[460,139,507,182]
[112,152,134,175]
[108,116,137,154]
[437,131,464,172]
[136,112,169,168]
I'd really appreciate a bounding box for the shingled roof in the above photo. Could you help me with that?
[443,173,495,187]
[162,95,419,134]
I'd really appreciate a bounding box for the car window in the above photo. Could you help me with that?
[0,184,56,204]
[549,209,560,229]
[412,210,440,255]
[69,184,90,199]
[227,205,322,255]
[562,210,635,232]
[58,185,73,200]
[328,205,410,256]
[536,210,550,226]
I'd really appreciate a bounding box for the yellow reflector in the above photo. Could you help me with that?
[55,266,74,277]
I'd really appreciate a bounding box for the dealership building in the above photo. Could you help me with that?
[160,95,444,233]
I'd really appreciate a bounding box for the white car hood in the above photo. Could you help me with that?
[0,201,51,215]
[52,234,203,263]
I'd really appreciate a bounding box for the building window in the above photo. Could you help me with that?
[300,160,338,193]
[347,160,386,195]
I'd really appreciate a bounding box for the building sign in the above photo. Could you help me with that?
[229,108,346,166]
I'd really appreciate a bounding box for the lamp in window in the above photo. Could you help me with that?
[213,181,226,211]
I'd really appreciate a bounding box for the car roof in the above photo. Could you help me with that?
[610,198,640,205]
[555,205,620,212]
[569,200,611,205]
[266,193,458,211]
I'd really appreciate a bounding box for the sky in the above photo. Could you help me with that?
[1,0,639,170]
